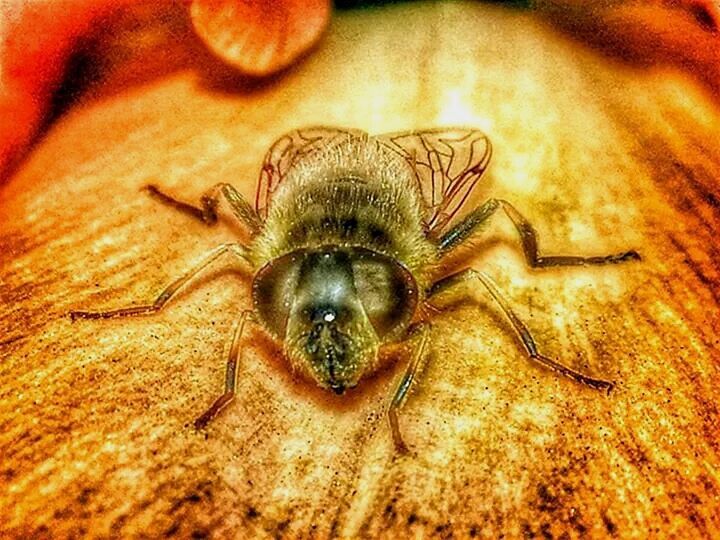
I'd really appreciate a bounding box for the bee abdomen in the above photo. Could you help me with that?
[287,213,391,249]
[255,174,436,285]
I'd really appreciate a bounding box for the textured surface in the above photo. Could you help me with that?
[1,2,719,538]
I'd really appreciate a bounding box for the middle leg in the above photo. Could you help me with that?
[427,269,614,392]
[69,243,251,320]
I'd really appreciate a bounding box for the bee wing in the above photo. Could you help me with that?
[376,128,492,234]
[255,127,366,219]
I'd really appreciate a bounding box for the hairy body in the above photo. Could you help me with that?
[70,127,639,452]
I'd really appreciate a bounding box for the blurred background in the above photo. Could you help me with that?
[1,0,718,182]
[0,1,719,538]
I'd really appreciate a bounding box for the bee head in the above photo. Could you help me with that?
[285,250,380,392]
[299,307,368,394]
[253,247,418,393]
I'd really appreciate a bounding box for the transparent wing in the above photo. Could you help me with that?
[377,128,492,234]
[255,127,365,219]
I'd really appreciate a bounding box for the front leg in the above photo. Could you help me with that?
[194,310,257,429]
[387,323,431,454]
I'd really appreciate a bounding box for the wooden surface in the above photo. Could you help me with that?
[1,2,719,538]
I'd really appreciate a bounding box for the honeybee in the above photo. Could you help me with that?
[70,127,639,452]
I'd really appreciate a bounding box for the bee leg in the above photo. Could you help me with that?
[145,183,262,233]
[427,269,614,392]
[194,310,256,429]
[388,323,431,454]
[437,198,640,266]
[69,243,250,320]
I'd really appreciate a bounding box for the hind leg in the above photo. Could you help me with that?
[437,198,640,266]
[146,183,262,233]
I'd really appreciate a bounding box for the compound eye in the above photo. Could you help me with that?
[252,251,304,337]
[352,253,418,339]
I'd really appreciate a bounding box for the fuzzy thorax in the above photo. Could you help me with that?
[250,134,437,290]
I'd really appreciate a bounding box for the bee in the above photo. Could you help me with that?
[70,127,640,452]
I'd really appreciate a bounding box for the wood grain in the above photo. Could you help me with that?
[1,2,719,538]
